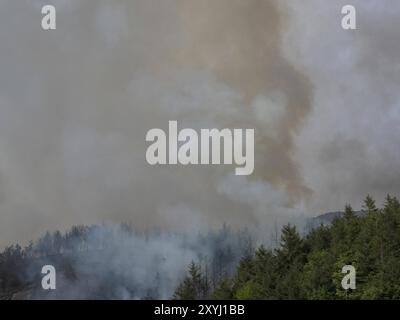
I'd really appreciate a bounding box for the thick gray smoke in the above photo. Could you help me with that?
[0,0,313,248]
[1,0,399,300]
[0,0,399,253]
[283,0,400,214]
[22,224,252,299]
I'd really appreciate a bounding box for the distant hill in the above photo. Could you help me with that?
[305,210,365,232]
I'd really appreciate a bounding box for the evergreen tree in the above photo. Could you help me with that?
[174,261,208,300]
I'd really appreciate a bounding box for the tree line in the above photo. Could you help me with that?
[0,223,251,299]
[2,194,400,299]
[174,195,400,299]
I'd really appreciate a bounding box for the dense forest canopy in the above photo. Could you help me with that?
[174,195,400,300]
[1,195,400,300]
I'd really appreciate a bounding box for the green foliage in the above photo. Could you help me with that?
[173,261,209,300]
[175,194,400,300]
[302,250,335,299]
[211,276,234,299]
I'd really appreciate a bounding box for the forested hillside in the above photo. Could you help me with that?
[1,195,400,299]
[174,195,400,299]
[0,223,251,299]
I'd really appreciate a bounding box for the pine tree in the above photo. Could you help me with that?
[277,224,304,266]
[363,194,378,214]
[174,261,208,300]
[275,224,304,299]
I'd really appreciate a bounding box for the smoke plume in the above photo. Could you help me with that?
[0,0,313,248]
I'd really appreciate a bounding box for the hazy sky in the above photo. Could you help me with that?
[0,0,399,247]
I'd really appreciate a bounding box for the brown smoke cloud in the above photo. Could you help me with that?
[0,0,314,248]
[175,0,313,201]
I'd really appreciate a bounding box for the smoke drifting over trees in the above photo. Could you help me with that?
[0,0,317,249]
[0,223,253,299]
[2,194,400,300]
[0,0,400,300]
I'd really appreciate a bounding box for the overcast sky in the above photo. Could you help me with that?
[0,0,399,247]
